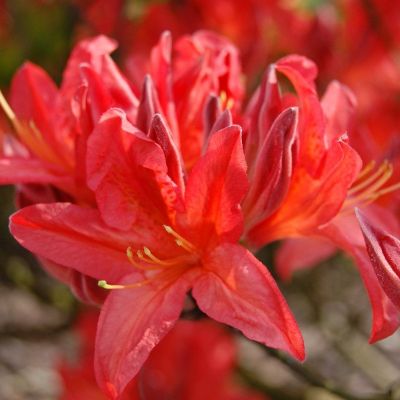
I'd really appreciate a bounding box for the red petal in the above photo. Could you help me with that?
[9,203,138,282]
[10,62,57,141]
[244,65,282,164]
[248,139,362,245]
[87,109,180,230]
[150,31,179,144]
[321,212,400,342]
[95,273,192,398]
[141,320,236,400]
[181,125,248,248]
[0,157,68,185]
[60,35,117,100]
[149,113,185,192]
[243,107,298,228]
[193,244,305,360]
[276,55,325,172]
[321,81,357,144]
[356,209,400,310]
[136,75,163,134]
[276,237,337,281]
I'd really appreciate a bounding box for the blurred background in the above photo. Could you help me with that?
[0,1,399,399]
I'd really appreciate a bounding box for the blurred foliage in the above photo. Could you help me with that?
[0,0,78,86]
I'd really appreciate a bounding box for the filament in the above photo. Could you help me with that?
[343,160,400,211]
[163,225,197,253]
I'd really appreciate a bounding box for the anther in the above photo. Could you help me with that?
[163,225,196,253]
[0,90,16,121]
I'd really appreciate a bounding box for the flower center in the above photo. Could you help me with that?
[98,225,198,290]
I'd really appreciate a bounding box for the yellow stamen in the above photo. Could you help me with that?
[0,90,16,121]
[0,90,23,133]
[343,160,400,211]
[219,90,234,110]
[98,279,153,290]
[163,225,197,253]
[348,160,391,196]
[220,90,227,105]
[353,160,376,183]
[126,247,160,270]
[226,98,234,110]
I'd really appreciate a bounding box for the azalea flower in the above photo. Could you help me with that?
[59,310,266,400]
[7,29,399,399]
[0,35,139,303]
[239,54,400,341]
[10,105,304,397]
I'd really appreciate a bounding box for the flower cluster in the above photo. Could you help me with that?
[1,21,399,400]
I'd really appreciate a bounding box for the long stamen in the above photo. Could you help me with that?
[127,247,160,270]
[343,160,400,211]
[98,279,153,290]
[352,160,376,183]
[0,90,23,133]
[0,90,15,121]
[348,160,391,195]
[163,225,196,253]
[140,247,192,266]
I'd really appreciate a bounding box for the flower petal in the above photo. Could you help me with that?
[356,209,400,310]
[320,211,400,342]
[0,157,68,185]
[321,81,357,144]
[243,107,298,229]
[248,138,362,245]
[95,273,192,398]
[182,125,248,247]
[276,237,337,281]
[9,202,139,282]
[192,243,305,360]
[87,108,180,230]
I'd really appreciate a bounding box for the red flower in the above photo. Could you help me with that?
[0,35,140,303]
[59,310,265,400]
[238,55,400,342]
[10,104,304,397]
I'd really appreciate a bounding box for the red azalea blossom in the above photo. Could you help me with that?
[59,310,265,400]
[4,28,400,398]
[7,31,306,400]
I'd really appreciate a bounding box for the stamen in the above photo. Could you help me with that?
[226,98,234,110]
[163,225,196,253]
[349,160,391,196]
[219,90,234,110]
[0,90,23,133]
[343,160,400,211]
[0,90,16,121]
[353,160,376,183]
[220,90,227,105]
[126,247,160,270]
[98,279,152,290]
